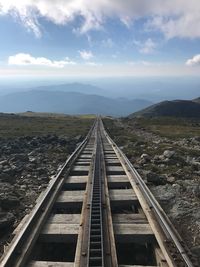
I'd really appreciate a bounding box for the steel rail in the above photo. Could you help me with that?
[0,120,97,267]
[101,120,194,267]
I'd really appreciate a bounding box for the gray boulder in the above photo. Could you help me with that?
[146,171,167,185]
[169,200,192,220]
[150,184,177,206]
[140,153,150,162]
[163,150,175,159]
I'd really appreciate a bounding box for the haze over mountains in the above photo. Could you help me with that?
[0,88,152,116]
[0,79,200,116]
[0,76,200,101]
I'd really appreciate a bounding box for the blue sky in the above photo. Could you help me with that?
[0,0,200,77]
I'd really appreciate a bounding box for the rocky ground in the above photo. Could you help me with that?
[0,134,82,257]
[104,118,200,262]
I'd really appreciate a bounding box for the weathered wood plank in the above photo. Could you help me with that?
[66,176,88,184]
[70,165,89,176]
[78,155,92,159]
[39,219,153,243]
[112,213,147,224]
[28,261,73,267]
[72,166,89,171]
[75,158,91,162]
[74,162,90,166]
[105,153,115,155]
[55,191,84,208]
[56,191,84,201]
[75,159,91,163]
[109,189,137,202]
[104,155,118,159]
[114,223,154,243]
[106,166,125,174]
[41,224,78,235]
[107,175,129,183]
[63,176,88,190]
[106,159,121,163]
[114,223,153,235]
[48,214,80,224]
[107,175,130,189]
[40,224,79,242]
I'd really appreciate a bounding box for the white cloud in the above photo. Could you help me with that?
[186,54,200,66]
[133,38,157,54]
[8,53,76,68]
[79,50,93,60]
[0,0,200,38]
[86,62,102,66]
[147,14,200,39]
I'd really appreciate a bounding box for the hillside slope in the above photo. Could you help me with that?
[129,98,200,118]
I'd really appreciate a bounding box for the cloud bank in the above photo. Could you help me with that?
[0,0,200,38]
[186,55,200,66]
[8,53,76,68]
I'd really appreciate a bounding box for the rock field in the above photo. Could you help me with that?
[0,134,81,256]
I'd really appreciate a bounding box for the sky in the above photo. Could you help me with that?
[0,0,200,78]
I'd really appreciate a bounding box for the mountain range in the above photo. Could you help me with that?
[1,77,200,101]
[1,82,199,117]
[33,83,107,95]
[0,89,152,116]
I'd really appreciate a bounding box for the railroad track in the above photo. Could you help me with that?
[0,118,197,267]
